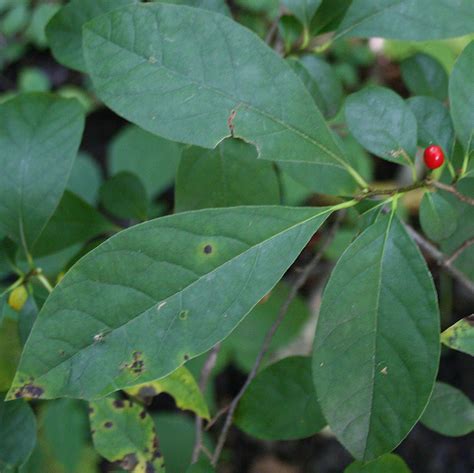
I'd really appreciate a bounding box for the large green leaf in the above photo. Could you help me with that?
[175,139,280,212]
[312,213,440,460]
[282,0,322,27]
[400,53,448,101]
[0,94,85,254]
[125,366,209,419]
[46,0,136,72]
[8,205,332,400]
[421,381,474,437]
[407,97,454,156]
[0,397,37,471]
[336,0,474,41]
[89,397,164,472]
[83,3,365,189]
[441,315,474,356]
[344,454,411,473]
[449,41,474,155]
[235,356,326,440]
[108,125,182,199]
[0,318,22,391]
[345,87,417,164]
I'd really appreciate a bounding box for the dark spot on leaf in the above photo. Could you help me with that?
[139,410,147,419]
[183,354,189,361]
[113,399,125,408]
[120,453,139,471]
[59,350,65,356]
[104,421,113,429]
[88,406,95,414]
[14,383,44,399]
[146,461,156,473]
[227,109,237,136]
[124,351,145,375]
[91,429,96,435]
[203,244,212,254]
[179,310,189,320]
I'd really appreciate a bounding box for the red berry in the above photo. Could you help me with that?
[423,145,445,170]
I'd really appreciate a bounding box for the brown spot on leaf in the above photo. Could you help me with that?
[124,351,145,375]
[104,421,113,429]
[183,354,189,361]
[138,386,157,404]
[139,410,147,419]
[120,453,139,471]
[227,109,237,136]
[203,244,213,254]
[14,383,44,399]
[179,310,189,320]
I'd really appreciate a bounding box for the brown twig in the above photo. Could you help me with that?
[446,237,474,266]
[405,225,474,294]
[205,404,230,431]
[192,343,221,464]
[211,211,346,467]
[430,180,474,206]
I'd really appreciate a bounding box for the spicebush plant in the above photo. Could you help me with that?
[1,0,474,472]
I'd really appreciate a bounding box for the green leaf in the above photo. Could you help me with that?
[407,97,454,156]
[441,315,474,356]
[449,40,474,154]
[0,94,85,255]
[421,381,474,436]
[100,172,149,221]
[345,86,417,165]
[109,125,182,199]
[67,152,102,205]
[282,0,322,27]
[289,55,343,119]
[220,282,310,372]
[153,412,213,473]
[8,205,332,400]
[18,296,39,346]
[336,0,474,41]
[46,0,136,72]
[18,67,50,93]
[175,139,280,212]
[419,191,458,241]
[125,366,209,419]
[312,213,440,460]
[0,397,37,471]
[89,397,164,472]
[25,3,61,49]
[401,53,448,101]
[186,458,214,473]
[83,3,365,189]
[31,191,116,258]
[344,454,411,473]
[235,356,326,440]
[152,0,231,16]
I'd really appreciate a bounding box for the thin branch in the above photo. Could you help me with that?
[356,179,429,200]
[430,180,474,206]
[211,211,346,467]
[446,236,474,266]
[205,404,230,431]
[192,343,221,464]
[405,225,474,294]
